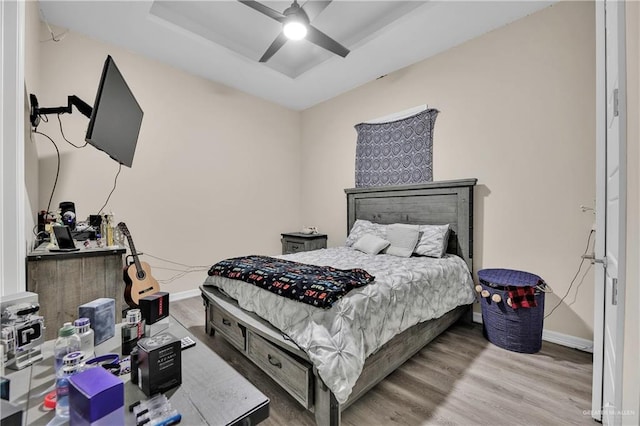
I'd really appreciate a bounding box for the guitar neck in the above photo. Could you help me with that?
[126,236,143,273]
[117,222,147,280]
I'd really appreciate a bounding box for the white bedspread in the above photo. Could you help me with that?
[203,247,475,404]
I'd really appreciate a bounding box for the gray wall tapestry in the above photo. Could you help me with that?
[354,108,438,188]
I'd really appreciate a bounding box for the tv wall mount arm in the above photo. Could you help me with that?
[29,93,92,128]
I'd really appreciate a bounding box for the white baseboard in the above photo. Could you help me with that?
[472,312,593,353]
[169,289,201,302]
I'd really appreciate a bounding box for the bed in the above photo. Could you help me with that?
[200,178,477,426]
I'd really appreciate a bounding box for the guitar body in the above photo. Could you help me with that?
[118,222,160,308]
[123,261,160,308]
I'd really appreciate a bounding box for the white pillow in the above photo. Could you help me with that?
[384,224,420,257]
[345,219,387,247]
[414,224,451,258]
[353,234,390,255]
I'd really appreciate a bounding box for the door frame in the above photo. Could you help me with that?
[592,0,627,422]
[592,0,606,417]
[0,0,26,297]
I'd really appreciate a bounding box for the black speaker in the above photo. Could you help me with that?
[59,201,76,230]
[89,215,102,228]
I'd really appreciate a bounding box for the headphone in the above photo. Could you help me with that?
[59,201,76,230]
[85,353,121,375]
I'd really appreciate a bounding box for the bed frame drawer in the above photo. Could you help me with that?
[247,330,313,408]
[211,305,245,351]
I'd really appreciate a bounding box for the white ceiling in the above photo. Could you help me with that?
[38,1,554,111]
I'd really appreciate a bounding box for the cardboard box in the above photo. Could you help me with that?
[139,292,169,325]
[137,332,181,396]
[69,366,124,426]
[78,298,115,345]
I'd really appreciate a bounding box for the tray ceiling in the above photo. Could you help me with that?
[38,1,554,110]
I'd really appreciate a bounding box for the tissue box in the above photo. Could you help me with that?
[78,298,115,345]
[69,367,124,426]
[137,332,181,396]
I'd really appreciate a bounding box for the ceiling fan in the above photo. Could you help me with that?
[238,0,350,63]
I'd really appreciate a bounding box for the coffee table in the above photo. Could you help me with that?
[4,315,269,425]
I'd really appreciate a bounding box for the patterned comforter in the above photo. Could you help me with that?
[203,246,475,404]
[208,255,375,309]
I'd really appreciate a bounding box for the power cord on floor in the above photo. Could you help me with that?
[544,229,595,319]
[123,247,210,285]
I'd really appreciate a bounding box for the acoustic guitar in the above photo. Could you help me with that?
[118,222,160,308]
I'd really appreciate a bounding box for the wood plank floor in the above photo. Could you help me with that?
[171,296,594,426]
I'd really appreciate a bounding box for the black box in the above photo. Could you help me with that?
[136,333,181,396]
[139,292,169,325]
[0,400,22,426]
[1,377,9,400]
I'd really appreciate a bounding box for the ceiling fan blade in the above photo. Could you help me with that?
[306,25,350,58]
[238,0,285,22]
[259,32,288,62]
[301,0,332,21]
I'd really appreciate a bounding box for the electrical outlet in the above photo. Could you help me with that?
[592,222,597,231]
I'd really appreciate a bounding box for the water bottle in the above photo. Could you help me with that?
[54,323,81,373]
[74,318,95,358]
[55,351,84,418]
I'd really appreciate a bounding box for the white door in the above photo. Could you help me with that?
[593,1,627,424]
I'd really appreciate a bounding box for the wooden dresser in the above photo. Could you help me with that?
[26,243,126,340]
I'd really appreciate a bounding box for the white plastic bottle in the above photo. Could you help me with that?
[53,323,81,373]
[74,318,95,358]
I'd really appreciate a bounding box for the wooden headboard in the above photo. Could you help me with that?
[344,179,477,271]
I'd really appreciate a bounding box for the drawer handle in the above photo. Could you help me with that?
[222,318,232,326]
[268,354,282,369]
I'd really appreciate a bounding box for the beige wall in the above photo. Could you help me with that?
[623,1,639,423]
[32,28,302,294]
[301,1,596,340]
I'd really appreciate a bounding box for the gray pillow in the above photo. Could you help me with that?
[353,234,390,255]
[345,219,387,247]
[414,224,450,258]
[384,224,420,257]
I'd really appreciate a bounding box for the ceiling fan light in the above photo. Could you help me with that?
[283,21,307,40]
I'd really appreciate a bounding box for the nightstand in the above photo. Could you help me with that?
[281,232,327,254]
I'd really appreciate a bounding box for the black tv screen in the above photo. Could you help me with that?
[85,55,143,167]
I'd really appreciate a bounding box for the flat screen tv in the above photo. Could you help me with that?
[85,55,143,168]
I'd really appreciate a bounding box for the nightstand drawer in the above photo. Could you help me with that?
[281,232,327,255]
[285,241,305,253]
